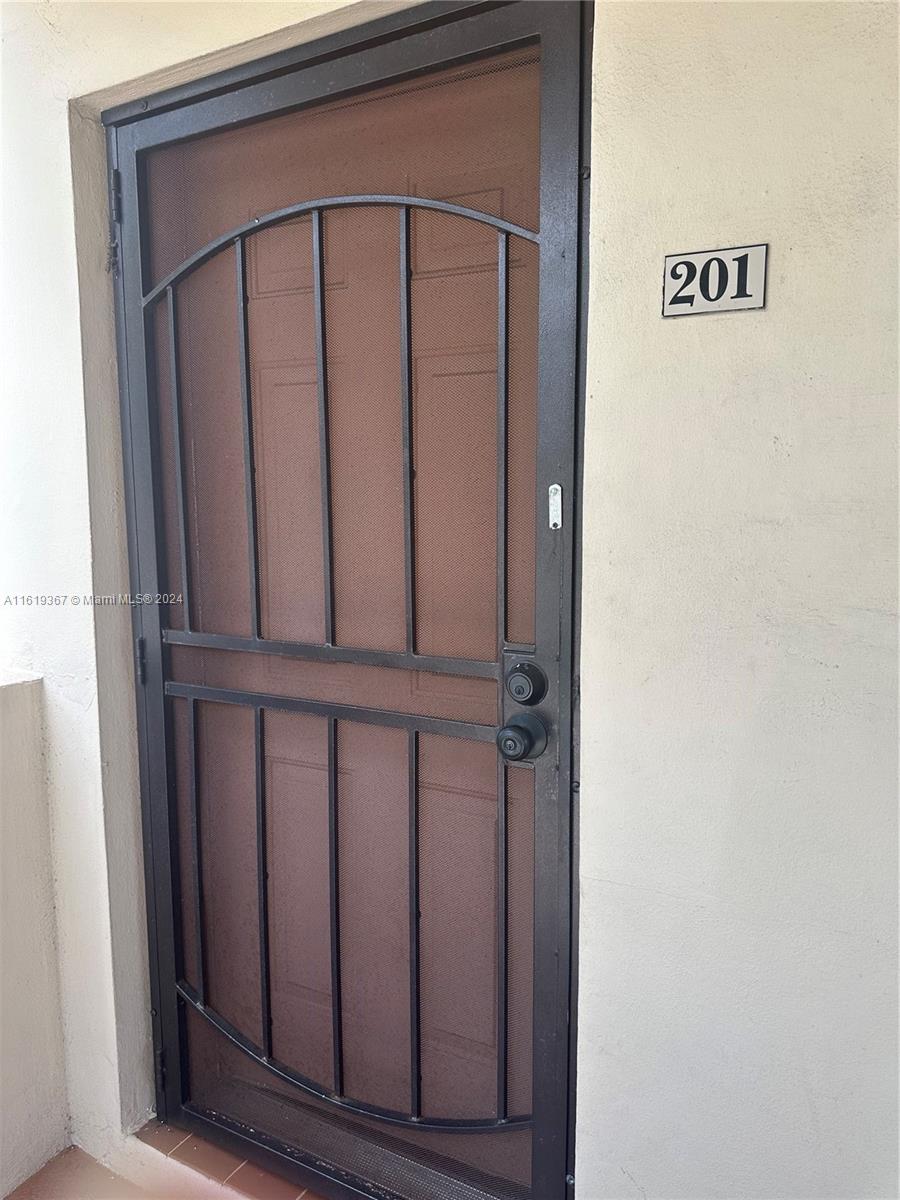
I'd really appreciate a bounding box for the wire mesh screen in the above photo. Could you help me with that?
[175,250,251,635]
[152,220,537,654]
[418,734,499,1118]
[326,206,407,651]
[170,696,197,988]
[169,645,499,725]
[151,300,186,630]
[411,211,499,662]
[170,703,536,1195]
[505,766,535,1116]
[196,700,261,1039]
[265,710,334,1086]
[144,49,539,290]
[505,238,539,647]
[148,48,539,655]
[337,721,411,1111]
[246,217,327,644]
[151,40,542,1200]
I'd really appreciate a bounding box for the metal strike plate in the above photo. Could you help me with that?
[548,484,563,530]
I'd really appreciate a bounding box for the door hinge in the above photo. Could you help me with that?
[107,169,122,276]
[110,168,122,224]
[106,237,120,276]
[106,169,122,276]
[135,635,147,686]
[154,1046,166,1093]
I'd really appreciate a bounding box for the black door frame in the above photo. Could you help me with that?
[104,4,591,1197]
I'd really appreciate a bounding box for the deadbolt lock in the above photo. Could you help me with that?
[506,662,547,706]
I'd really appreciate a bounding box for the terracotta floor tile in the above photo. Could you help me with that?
[135,1119,191,1156]
[170,1135,245,1184]
[221,1161,303,1200]
[7,1147,152,1199]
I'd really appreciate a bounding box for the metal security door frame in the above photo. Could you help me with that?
[105,4,590,1198]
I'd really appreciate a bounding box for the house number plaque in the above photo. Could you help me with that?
[662,243,767,317]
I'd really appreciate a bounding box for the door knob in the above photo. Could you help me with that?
[497,712,548,762]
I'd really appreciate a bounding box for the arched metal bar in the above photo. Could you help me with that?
[142,194,540,306]
[176,981,531,1134]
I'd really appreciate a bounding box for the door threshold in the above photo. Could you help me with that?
[135,1120,325,1199]
[5,1132,325,1200]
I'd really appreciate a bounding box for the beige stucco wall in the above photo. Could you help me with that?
[0,2,896,1197]
[578,4,897,1196]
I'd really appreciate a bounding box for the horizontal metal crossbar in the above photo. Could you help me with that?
[163,628,500,680]
[165,681,497,741]
[177,982,531,1133]
[142,195,539,306]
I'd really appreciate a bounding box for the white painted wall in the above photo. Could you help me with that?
[0,2,896,1198]
[577,3,898,1197]
[0,676,68,1196]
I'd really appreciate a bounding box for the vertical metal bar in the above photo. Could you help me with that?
[496,759,509,1120]
[497,231,509,653]
[408,730,422,1119]
[530,8,583,1195]
[188,698,206,1005]
[166,286,192,631]
[235,236,261,639]
[116,124,186,1119]
[312,210,335,645]
[327,717,343,1096]
[399,206,416,654]
[255,707,272,1057]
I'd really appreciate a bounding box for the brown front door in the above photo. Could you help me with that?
[108,6,584,1199]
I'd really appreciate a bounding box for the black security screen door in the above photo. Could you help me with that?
[106,5,585,1199]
